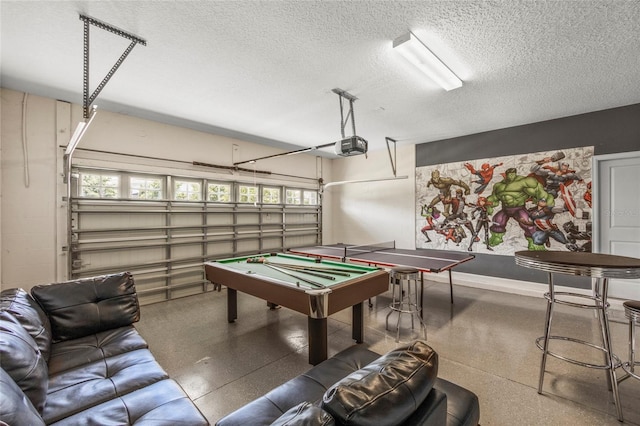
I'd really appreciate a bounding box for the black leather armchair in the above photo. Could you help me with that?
[217,340,480,426]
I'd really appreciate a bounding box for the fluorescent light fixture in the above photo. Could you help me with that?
[393,31,462,91]
[65,106,98,155]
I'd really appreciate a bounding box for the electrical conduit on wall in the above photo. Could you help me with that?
[22,93,30,188]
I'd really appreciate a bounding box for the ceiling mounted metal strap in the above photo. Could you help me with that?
[80,14,146,118]
[332,88,358,139]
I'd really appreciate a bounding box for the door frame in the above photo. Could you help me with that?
[592,150,640,303]
[592,150,640,253]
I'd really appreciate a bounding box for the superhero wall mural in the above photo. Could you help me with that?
[415,147,593,255]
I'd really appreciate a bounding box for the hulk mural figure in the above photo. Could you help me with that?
[486,167,554,250]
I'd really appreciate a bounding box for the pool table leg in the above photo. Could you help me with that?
[227,288,237,323]
[308,317,327,365]
[353,301,364,343]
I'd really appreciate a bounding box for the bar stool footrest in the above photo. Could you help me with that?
[536,335,620,370]
[618,361,640,382]
[544,291,610,310]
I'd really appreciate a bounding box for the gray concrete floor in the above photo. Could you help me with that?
[136,282,640,425]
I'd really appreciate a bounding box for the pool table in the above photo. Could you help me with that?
[204,253,389,364]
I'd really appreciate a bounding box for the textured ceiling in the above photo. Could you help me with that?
[2,1,639,158]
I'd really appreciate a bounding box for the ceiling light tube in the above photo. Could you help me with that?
[393,31,462,91]
[65,106,98,156]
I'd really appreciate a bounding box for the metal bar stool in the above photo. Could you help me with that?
[618,300,640,383]
[514,250,640,422]
[385,266,426,342]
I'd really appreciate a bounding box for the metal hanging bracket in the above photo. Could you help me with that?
[64,15,146,180]
[386,137,398,177]
[79,14,146,119]
[331,88,358,139]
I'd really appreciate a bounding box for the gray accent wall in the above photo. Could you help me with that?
[416,103,640,288]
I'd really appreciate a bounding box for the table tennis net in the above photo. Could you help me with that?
[344,241,395,258]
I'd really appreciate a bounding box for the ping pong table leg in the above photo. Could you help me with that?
[352,302,364,343]
[448,270,454,304]
[420,272,425,319]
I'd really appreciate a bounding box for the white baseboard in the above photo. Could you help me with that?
[427,271,626,312]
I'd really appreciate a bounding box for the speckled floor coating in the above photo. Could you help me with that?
[136,282,640,425]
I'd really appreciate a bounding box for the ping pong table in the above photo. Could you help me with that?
[288,242,475,304]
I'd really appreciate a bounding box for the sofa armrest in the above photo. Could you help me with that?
[0,367,46,426]
[433,378,480,426]
[31,272,140,343]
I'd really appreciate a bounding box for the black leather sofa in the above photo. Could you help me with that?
[0,272,209,425]
[217,340,480,426]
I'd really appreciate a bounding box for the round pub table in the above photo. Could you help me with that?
[515,250,640,422]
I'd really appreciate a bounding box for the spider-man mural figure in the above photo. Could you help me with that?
[464,162,503,194]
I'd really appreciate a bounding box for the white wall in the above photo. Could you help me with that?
[1,90,59,290]
[327,144,416,248]
[0,88,333,291]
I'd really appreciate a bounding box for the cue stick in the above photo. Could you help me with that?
[267,263,337,280]
[261,263,327,288]
[247,258,343,279]
[249,258,366,274]
[269,263,353,277]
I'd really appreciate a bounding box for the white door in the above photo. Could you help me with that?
[593,151,640,300]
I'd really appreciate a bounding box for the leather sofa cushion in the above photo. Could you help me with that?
[43,348,169,424]
[48,325,148,375]
[46,379,208,425]
[0,288,52,361]
[270,402,335,426]
[321,340,438,426]
[31,272,140,343]
[0,311,49,414]
[0,367,46,426]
